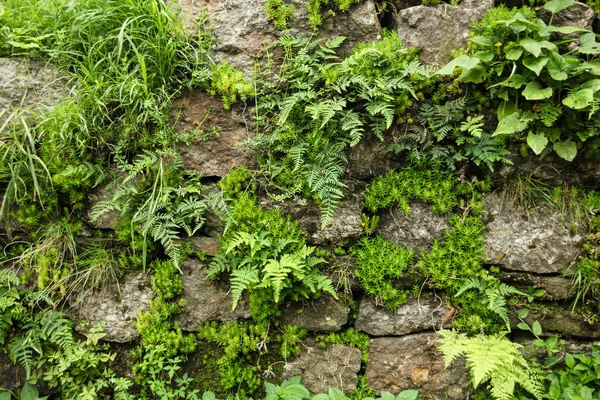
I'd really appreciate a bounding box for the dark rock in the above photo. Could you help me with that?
[376,203,451,253]
[356,295,452,336]
[282,340,362,394]
[511,306,600,339]
[85,181,120,230]
[0,351,26,391]
[0,58,70,118]
[346,132,402,180]
[395,0,494,66]
[366,333,472,399]
[483,193,582,274]
[594,15,600,34]
[188,236,221,256]
[172,90,254,178]
[538,2,595,31]
[260,181,364,246]
[495,271,574,300]
[177,258,250,331]
[72,272,154,343]
[281,295,349,332]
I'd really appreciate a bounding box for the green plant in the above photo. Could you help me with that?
[437,1,600,162]
[317,328,370,362]
[544,345,600,400]
[438,330,544,400]
[306,0,363,29]
[350,236,414,309]
[265,0,296,30]
[193,61,254,110]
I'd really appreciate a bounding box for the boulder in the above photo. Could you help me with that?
[281,295,349,332]
[483,193,582,274]
[366,333,471,399]
[260,181,364,246]
[0,58,70,118]
[395,0,494,66]
[511,306,600,339]
[495,271,574,301]
[177,258,250,331]
[175,0,381,77]
[376,203,451,253]
[172,90,254,178]
[282,340,362,394]
[72,272,154,343]
[356,295,452,336]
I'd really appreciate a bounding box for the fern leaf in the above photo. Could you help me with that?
[230,266,260,310]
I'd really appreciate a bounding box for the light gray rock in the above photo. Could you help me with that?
[282,340,362,394]
[188,236,221,256]
[484,193,582,274]
[376,203,451,253]
[0,58,71,118]
[356,295,452,336]
[172,90,254,178]
[72,272,154,343]
[511,306,600,339]
[366,333,471,399]
[395,0,494,66]
[281,295,349,332]
[177,258,250,331]
[175,0,381,77]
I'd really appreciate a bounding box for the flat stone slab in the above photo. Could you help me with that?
[366,333,471,399]
[511,307,600,339]
[177,258,250,331]
[356,295,452,336]
[281,295,349,332]
[73,272,154,343]
[283,341,361,394]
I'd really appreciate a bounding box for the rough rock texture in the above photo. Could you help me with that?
[0,58,70,117]
[188,236,221,256]
[177,258,250,331]
[260,181,364,246]
[175,0,380,76]
[356,295,452,336]
[511,307,600,339]
[484,193,582,274]
[72,272,154,343]
[282,340,362,394]
[0,352,25,391]
[84,181,120,230]
[327,255,361,294]
[538,2,595,31]
[346,132,402,180]
[172,90,254,177]
[377,203,450,253]
[281,295,349,332]
[395,0,494,66]
[496,271,574,301]
[366,333,471,399]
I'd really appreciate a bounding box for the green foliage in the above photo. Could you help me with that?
[306,0,363,29]
[350,236,414,309]
[193,61,254,110]
[317,328,370,362]
[279,325,307,359]
[265,0,296,30]
[438,330,544,400]
[254,31,430,227]
[437,2,600,161]
[544,345,600,400]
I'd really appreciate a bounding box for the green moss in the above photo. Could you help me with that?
[265,0,295,30]
[317,327,370,362]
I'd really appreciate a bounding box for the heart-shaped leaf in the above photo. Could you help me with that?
[554,140,577,161]
[522,81,553,100]
[544,0,575,14]
[436,55,480,75]
[527,131,549,154]
[563,89,594,109]
[523,56,549,76]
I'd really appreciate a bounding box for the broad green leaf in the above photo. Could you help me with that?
[523,56,549,76]
[497,101,518,120]
[458,65,485,83]
[554,140,577,161]
[396,390,419,400]
[527,131,549,155]
[0,393,10,400]
[576,62,600,75]
[579,43,600,55]
[501,73,527,89]
[469,36,493,46]
[21,384,39,400]
[519,38,554,57]
[517,322,530,331]
[517,308,529,319]
[522,81,553,100]
[532,320,543,336]
[379,392,396,400]
[547,53,569,81]
[494,112,530,135]
[582,79,600,92]
[563,88,594,109]
[548,379,561,400]
[501,13,539,31]
[436,55,480,75]
[506,47,523,60]
[581,32,596,46]
[545,25,588,34]
[565,353,576,369]
[544,0,575,14]
[475,51,494,63]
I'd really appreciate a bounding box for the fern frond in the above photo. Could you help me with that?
[230,266,260,310]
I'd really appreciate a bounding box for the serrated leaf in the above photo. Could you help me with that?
[436,55,480,76]
[563,88,594,109]
[554,140,577,161]
[527,132,549,155]
[544,0,575,14]
[523,56,549,76]
[522,81,553,100]
[506,47,523,60]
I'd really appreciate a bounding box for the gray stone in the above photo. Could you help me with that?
[175,0,380,77]
[0,58,70,118]
[538,2,595,31]
[395,0,494,66]
[177,258,250,331]
[260,181,364,246]
[172,90,255,178]
[282,340,362,394]
[188,236,221,256]
[511,307,600,339]
[346,132,402,180]
[0,351,26,392]
[281,295,349,332]
[376,203,451,253]
[356,295,452,336]
[85,181,120,230]
[72,272,154,343]
[366,333,472,399]
[484,193,582,274]
[495,271,574,301]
